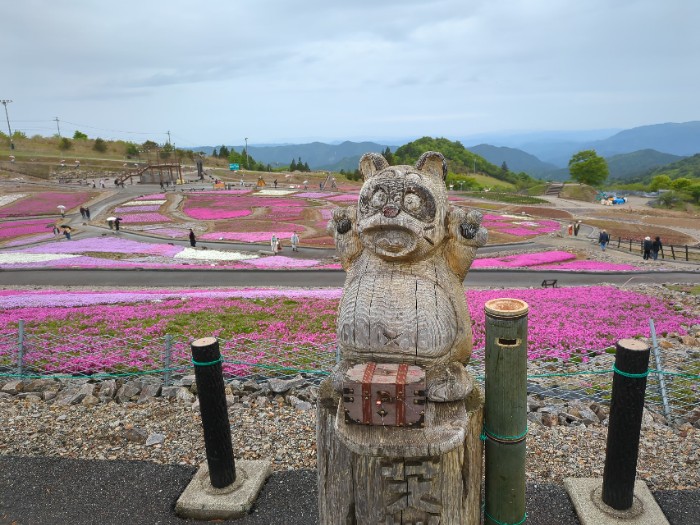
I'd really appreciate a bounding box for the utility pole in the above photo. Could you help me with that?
[244,137,249,169]
[1,100,13,150]
[167,130,171,145]
[54,117,61,137]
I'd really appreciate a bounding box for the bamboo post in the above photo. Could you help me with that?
[164,334,173,387]
[191,336,236,488]
[602,338,650,510]
[484,298,529,525]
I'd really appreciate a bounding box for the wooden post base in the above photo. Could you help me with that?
[317,380,483,524]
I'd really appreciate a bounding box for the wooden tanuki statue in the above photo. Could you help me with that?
[317,151,488,524]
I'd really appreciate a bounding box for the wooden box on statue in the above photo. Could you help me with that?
[342,362,426,428]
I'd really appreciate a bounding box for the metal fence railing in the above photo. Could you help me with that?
[1,322,697,426]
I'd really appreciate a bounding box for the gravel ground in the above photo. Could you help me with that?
[1,389,698,491]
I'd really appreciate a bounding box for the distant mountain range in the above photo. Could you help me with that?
[190,121,700,181]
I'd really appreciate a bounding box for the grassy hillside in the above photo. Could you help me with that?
[606,149,685,180]
[645,153,700,182]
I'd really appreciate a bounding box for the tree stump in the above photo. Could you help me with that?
[318,381,483,524]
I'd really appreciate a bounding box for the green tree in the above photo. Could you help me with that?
[501,161,509,173]
[160,142,173,160]
[125,143,140,157]
[211,148,218,157]
[568,150,609,186]
[73,130,88,140]
[290,158,298,171]
[218,145,230,158]
[687,182,700,204]
[58,137,72,150]
[649,174,672,192]
[382,147,395,165]
[670,177,692,191]
[93,137,108,153]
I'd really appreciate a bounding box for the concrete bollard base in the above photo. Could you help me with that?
[176,459,271,520]
[564,478,669,525]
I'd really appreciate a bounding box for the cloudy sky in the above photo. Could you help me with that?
[3,0,699,147]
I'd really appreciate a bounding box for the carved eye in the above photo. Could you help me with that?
[403,192,422,212]
[370,189,387,208]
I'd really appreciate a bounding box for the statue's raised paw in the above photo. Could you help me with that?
[449,207,488,247]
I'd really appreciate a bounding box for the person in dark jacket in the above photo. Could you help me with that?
[189,229,196,247]
[643,236,652,260]
[651,236,662,260]
[598,230,610,251]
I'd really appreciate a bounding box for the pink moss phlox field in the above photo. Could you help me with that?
[19,237,183,256]
[480,214,561,237]
[325,194,359,202]
[3,232,56,247]
[472,251,576,269]
[114,205,161,213]
[119,212,172,223]
[0,192,96,218]
[185,208,252,220]
[0,219,56,240]
[0,286,697,376]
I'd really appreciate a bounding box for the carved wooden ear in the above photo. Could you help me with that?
[415,151,447,180]
[359,153,389,180]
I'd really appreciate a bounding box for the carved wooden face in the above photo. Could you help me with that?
[357,166,447,260]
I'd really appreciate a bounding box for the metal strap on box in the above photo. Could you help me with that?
[361,362,377,425]
[396,363,408,426]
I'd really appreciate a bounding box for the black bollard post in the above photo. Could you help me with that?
[601,338,650,510]
[191,336,236,488]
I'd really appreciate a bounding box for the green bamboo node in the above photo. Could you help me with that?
[480,425,528,443]
[612,364,649,379]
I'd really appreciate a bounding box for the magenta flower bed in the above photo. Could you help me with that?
[472,251,576,269]
[0,219,56,240]
[325,194,359,202]
[481,214,560,237]
[0,192,95,218]
[19,237,183,256]
[3,232,57,247]
[0,286,696,374]
[186,209,252,220]
[119,212,172,223]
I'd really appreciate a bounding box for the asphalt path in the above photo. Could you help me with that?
[0,268,697,288]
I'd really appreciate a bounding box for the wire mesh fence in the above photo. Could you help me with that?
[0,321,697,425]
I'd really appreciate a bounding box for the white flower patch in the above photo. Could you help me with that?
[254,189,297,196]
[174,248,259,261]
[121,200,167,206]
[0,253,81,264]
[0,194,27,207]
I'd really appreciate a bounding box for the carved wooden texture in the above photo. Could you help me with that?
[318,381,483,525]
[337,255,471,368]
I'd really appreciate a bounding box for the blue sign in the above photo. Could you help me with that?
[229,163,239,171]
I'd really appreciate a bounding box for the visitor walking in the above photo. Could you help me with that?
[53,225,60,236]
[189,229,196,247]
[598,229,610,251]
[643,236,653,260]
[114,218,121,231]
[63,227,71,241]
[567,223,573,236]
[290,231,299,252]
[276,238,282,254]
[271,234,278,253]
[79,207,86,219]
[85,207,91,220]
[652,236,663,260]
[573,221,581,236]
